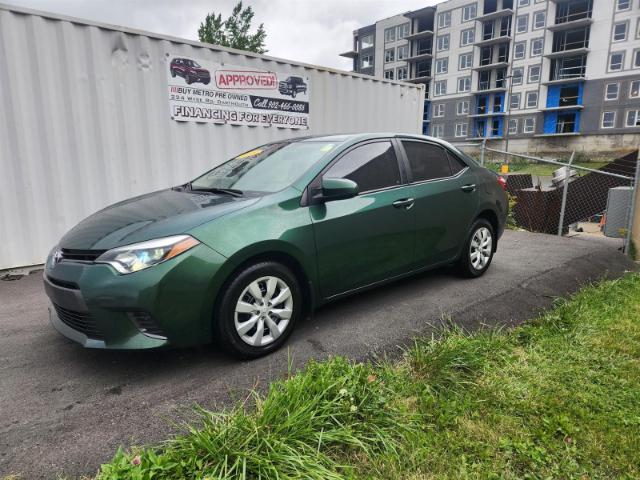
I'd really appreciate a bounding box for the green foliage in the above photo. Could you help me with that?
[97,274,640,479]
[198,1,267,54]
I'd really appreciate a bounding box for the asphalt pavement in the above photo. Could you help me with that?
[0,230,636,479]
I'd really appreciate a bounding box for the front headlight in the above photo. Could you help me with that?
[96,235,200,274]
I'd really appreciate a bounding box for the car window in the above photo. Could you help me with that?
[324,141,401,193]
[402,141,453,182]
[191,141,337,193]
[447,151,468,175]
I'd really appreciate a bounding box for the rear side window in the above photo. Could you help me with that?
[324,141,401,193]
[402,141,453,181]
[448,152,467,175]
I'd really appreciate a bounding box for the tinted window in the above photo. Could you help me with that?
[402,141,453,181]
[448,151,467,175]
[325,141,401,193]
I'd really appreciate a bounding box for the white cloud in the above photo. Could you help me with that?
[7,0,436,69]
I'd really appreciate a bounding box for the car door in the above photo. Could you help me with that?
[399,139,478,266]
[309,140,416,298]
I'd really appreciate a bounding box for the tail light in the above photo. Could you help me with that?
[497,176,507,191]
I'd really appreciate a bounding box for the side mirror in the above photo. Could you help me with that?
[321,178,359,202]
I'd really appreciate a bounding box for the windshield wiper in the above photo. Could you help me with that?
[188,185,244,197]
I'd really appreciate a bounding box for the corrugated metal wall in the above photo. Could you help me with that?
[0,4,424,270]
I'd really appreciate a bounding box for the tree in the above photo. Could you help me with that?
[198,1,267,54]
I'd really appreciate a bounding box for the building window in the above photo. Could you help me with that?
[458,76,472,92]
[512,67,524,86]
[461,28,475,46]
[455,123,469,137]
[510,93,521,110]
[609,52,625,72]
[438,11,451,29]
[361,35,374,49]
[397,23,410,40]
[384,48,395,63]
[436,57,449,74]
[432,124,445,138]
[530,38,543,57]
[384,69,394,80]
[397,67,408,80]
[434,103,445,117]
[605,82,620,100]
[462,4,477,22]
[633,49,640,68]
[627,110,640,127]
[459,52,473,70]
[361,55,373,69]
[385,27,396,43]
[616,0,631,11]
[523,117,536,133]
[526,91,538,108]
[508,119,518,134]
[457,100,470,115]
[602,111,616,129]
[518,0,530,5]
[533,11,546,30]
[434,80,447,96]
[437,34,450,51]
[528,65,541,82]
[630,80,640,98]
[397,45,409,61]
[514,42,526,60]
[613,22,628,42]
[516,14,529,34]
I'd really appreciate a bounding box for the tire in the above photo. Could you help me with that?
[186,75,193,85]
[214,261,302,359]
[457,219,495,278]
[292,90,297,98]
[203,80,210,85]
[170,68,176,78]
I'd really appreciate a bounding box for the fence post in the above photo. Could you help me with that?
[557,151,575,236]
[624,150,640,256]
[480,138,486,166]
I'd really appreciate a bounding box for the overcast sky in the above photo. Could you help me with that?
[7,0,438,70]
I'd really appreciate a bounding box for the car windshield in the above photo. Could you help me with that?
[190,141,337,193]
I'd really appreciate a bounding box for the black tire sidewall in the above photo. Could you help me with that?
[215,261,302,359]
[459,219,495,278]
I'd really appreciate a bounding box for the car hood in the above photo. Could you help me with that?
[59,189,260,250]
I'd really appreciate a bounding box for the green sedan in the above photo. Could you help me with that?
[43,133,508,358]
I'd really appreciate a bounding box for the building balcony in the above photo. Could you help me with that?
[473,61,509,71]
[474,35,512,47]
[548,17,593,32]
[339,50,358,59]
[406,30,434,41]
[476,9,514,22]
[534,132,580,138]
[406,52,433,62]
[540,105,584,112]
[475,85,507,94]
[407,75,432,84]
[545,47,590,59]
[543,75,586,85]
[468,111,506,118]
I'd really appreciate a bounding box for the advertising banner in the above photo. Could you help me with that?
[167,55,310,129]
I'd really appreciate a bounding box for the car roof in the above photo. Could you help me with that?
[295,133,456,150]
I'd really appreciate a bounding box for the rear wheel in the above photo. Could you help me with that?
[457,219,494,278]
[186,75,193,84]
[214,262,302,358]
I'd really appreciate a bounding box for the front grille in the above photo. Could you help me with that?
[46,275,80,290]
[128,311,166,338]
[60,249,106,262]
[53,303,104,340]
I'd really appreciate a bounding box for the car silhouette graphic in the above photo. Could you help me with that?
[170,57,211,85]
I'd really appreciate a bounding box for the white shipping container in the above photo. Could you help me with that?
[0,3,425,270]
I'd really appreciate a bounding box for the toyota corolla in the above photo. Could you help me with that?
[44,133,508,358]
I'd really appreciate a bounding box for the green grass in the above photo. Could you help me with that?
[95,274,640,479]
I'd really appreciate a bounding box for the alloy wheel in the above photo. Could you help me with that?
[469,226,492,270]
[234,276,293,347]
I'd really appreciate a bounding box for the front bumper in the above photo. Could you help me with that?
[43,243,228,349]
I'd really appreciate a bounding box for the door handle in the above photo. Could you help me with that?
[393,198,415,209]
[461,184,476,192]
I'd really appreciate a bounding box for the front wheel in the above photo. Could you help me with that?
[457,219,495,278]
[214,262,302,358]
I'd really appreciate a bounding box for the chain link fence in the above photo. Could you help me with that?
[451,141,640,255]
